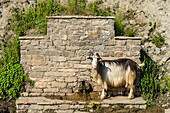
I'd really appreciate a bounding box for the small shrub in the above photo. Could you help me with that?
[0,38,26,99]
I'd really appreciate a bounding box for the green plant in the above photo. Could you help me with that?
[90,103,100,110]
[124,27,136,37]
[67,0,86,15]
[113,8,136,37]
[151,33,165,48]
[160,74,170,93]
[147,22,165,48]
[86,1,112,16]
[0,38,26,99]
[114,9,124,36]
[10,0,60,36]
[140,49,160,106]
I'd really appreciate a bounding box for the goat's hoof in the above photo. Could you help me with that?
[100,95,106,99]
[128,95,134,99]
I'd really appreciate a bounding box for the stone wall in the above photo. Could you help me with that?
[20,16,141,97]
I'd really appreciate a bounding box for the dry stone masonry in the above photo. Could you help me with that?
[17,16,145,113]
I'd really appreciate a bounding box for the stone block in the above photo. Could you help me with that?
[50,56,67,62]
[44,72,59,77]
[58,69,78,72]
[31,40,39,46]
[115,40,127,46]
[60,88,73,93]
[31,88,43,93]
[44,71,76,77]
[29,72,44,78]
[27,109,42,113]
[17,105,30,110]
[43,50,59,56]
[43,88,59,93]
[32,55,45,61]
[21,55,32,60]
[165,109,170,113]
[32,66,50,72]
[29,105,44,110]
[54,110,74,113]
[55,46,66,50]
[59,104,70,110]
[44,105,59,110]
[65,77,77,82]
[27,50,42,55]
[62,51,75,57]
[34,82,47,88]
[74,64,91,69]
[127,40,141,46]
[27,60,47,66]
[51,82,67,88]
[39,77,54,82]
[40,40,53,46]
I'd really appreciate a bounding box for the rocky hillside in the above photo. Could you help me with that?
[0,0,170,76]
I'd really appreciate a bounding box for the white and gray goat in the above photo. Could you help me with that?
[88,53,143,99]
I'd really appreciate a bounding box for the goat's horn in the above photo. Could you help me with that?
[96,53,100,58]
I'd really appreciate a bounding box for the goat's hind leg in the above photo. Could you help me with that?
[127,72,136,99]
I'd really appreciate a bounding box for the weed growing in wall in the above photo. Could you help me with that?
[148,22,165,48]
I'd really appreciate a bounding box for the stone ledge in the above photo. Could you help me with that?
[47,16,115,19]
[16,96,146,106]
[115,36,142,40]
[16,96,146,113]
[19,36,46,40]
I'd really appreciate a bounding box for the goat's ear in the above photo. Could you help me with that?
[87,57,93,60]
[96,53,101,58]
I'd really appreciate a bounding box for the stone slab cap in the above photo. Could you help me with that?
[115,36,142,40]
[19,36,46,40]
[46,16,115,19]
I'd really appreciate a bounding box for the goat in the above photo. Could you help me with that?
[87,53,143,99]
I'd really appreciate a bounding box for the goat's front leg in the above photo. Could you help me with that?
[100,82,108,99]
[101,88,105,99]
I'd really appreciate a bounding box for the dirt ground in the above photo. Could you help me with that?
[0,99,16,113]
